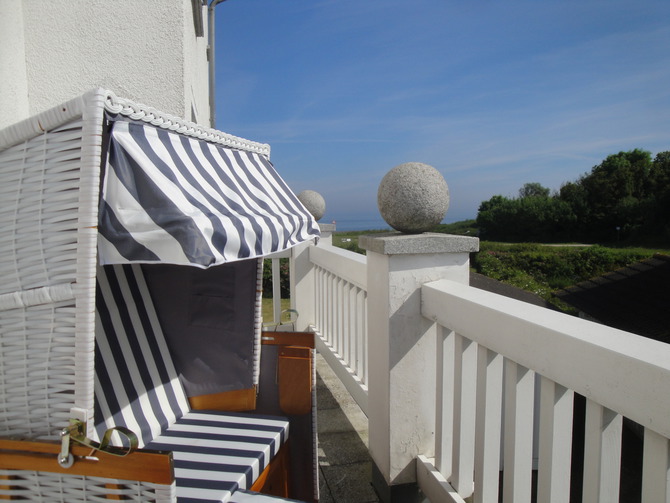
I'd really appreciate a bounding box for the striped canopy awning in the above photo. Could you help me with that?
[98,120,320,267]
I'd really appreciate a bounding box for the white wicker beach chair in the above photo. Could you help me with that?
[0,89,320,502]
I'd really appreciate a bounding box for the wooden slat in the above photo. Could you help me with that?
[537,377,574,503]
[502,360,534,503]
[189,387,257,412]
[0,438,174,485]
[261,331,315,348]
[278,347,313,415]
[474,347,503,503]
[582,400,622,503]
[641,428,670,503]
[450,333,477,498]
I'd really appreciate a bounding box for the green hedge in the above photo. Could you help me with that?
[471,243,656,306]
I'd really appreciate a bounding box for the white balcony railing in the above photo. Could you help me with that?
[309,244,369,414]
[288,232,670,503]
[419,279,670,503]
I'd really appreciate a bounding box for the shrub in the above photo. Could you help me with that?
[262,258,290,298]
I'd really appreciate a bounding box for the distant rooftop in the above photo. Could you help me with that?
[555,254,670,344]
[470,271,556,310]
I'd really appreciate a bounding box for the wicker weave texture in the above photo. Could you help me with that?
[0,119,84,294]
[0,116,88,439]
[0,470,176,502]
[0,301,77,438]
[0,91,105,439]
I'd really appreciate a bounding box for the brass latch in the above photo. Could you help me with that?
[58,418,138,468]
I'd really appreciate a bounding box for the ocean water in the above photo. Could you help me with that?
[323,217,391,232]
[322,215,470,232]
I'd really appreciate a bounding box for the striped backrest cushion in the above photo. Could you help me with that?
[94,264,190,448]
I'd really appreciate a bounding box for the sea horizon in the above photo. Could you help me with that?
[322,217,391,232]
[322,215,472,232]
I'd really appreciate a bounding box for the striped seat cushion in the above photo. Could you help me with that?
[94,264,290,502]
[147,411,289,503]
[229,490,303,502]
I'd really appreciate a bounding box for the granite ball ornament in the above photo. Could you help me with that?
[377,162,449,233]
[297,190,326,221]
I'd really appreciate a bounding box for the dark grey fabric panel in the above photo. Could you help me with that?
[141,259,258,397]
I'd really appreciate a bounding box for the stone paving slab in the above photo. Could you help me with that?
[316,353,380,503]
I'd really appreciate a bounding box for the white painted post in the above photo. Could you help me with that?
[582,400,623,503]
[272,257,282,323]
[502,361,535,503]
[360,232,479,502]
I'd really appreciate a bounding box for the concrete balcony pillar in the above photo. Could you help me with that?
[360,232,479,502]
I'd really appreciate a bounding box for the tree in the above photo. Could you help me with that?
[475,149,669,244]
[477,189,576,242]
[648,151,670,240]
[579,149,653,240]
[519,182,550,199]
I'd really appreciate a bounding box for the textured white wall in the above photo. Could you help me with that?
[0,0,209,129]
[0,0,30,130]
[181,0,210,125]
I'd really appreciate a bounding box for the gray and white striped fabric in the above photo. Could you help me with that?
[229,490,303,502]
[94,264,289,502]
[147,411,289,503]
[95,263,190,446]
[98,120,320,268]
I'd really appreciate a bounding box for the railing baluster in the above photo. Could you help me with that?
[451,333,477,498]
[316,266,323,330]
[271,257,281,323]
[474,347,503,503]
[326,271,333,346]
[345,282,353,367]
[353,286,361,377]
[354,285,359,375]
[537,377,574,503]
[641,427,670,503]
[435,326,455,478]
[361,288,368,386]
[503,360,534,503]
[582,400,622,503]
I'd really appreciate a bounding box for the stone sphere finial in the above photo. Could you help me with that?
[297,190,326,221]
[377,162,449,233]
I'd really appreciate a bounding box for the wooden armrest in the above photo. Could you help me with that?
[0,437,174,485]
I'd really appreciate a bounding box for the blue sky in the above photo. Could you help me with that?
[215,0,670,226]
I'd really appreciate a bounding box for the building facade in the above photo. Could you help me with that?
[0,0,210,130]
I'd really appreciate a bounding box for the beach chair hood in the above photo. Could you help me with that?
[99,117,319,268]
[0,88,319,440]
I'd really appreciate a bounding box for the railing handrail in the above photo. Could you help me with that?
[310,243,367,290]
[422,278,670,439]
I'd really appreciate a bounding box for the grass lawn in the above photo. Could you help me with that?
[261,297,291,325]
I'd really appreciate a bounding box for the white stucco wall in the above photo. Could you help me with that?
[182,0,211,125]
[0,0,210,130]
[0,0,30,130]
